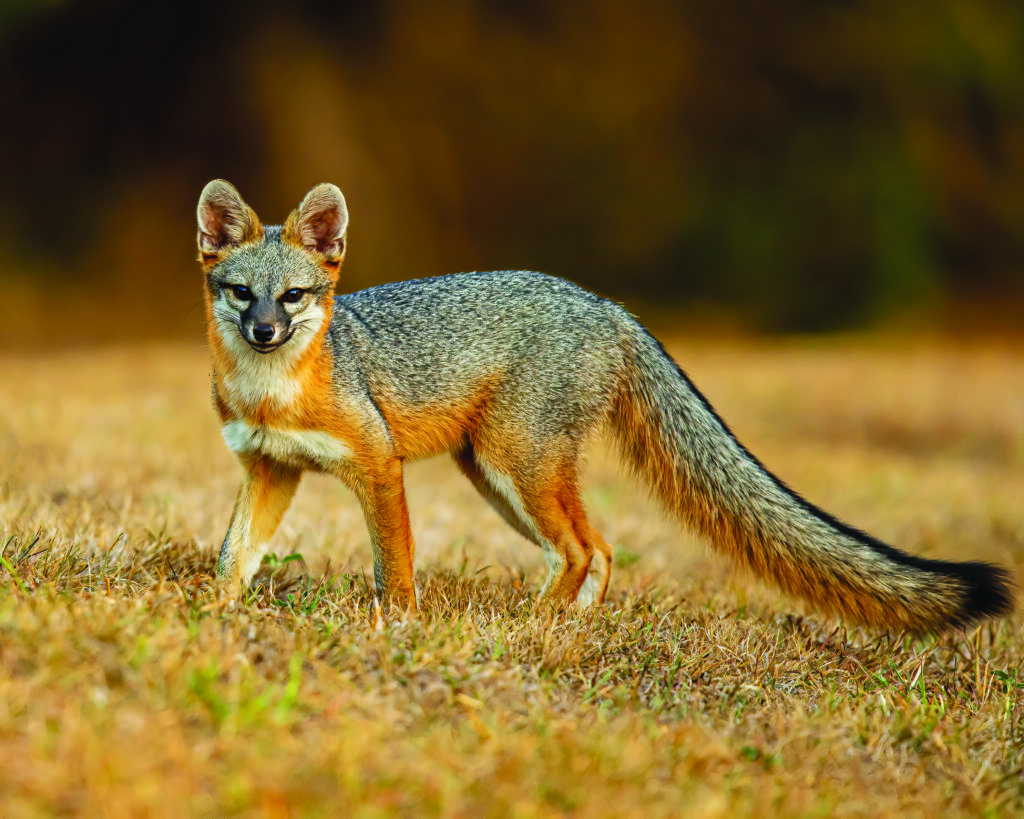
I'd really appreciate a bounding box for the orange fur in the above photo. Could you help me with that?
[569,504,614,603]
[375,378,501,461]
[357,456,417,610]
[203,286,238,384]
[213,390,234,424]
[521,473,595,605]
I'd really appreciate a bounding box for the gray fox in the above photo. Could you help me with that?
[197,179,1014,632]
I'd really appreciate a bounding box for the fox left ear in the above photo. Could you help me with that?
[196,180,263,269]
[283,183,348,271]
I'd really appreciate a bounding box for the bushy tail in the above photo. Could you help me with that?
[612,327,1015,633]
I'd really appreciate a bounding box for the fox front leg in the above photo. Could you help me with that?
[350,457,418,613]
[218,456,302,593]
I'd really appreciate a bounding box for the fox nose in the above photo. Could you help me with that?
[252,323,275,343]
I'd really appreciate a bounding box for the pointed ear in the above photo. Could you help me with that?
[196,180,262,268]
[283,183,348,273]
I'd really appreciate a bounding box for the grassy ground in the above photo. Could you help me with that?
[1,336,1022,817]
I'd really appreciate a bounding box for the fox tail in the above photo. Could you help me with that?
[611,327,1015,633]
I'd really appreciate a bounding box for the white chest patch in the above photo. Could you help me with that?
[221,419,353,471]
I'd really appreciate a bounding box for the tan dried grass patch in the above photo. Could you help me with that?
[1,337,1021,816]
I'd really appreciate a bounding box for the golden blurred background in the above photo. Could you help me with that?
[2,0,1023,347]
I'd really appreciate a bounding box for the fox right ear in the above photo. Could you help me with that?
[196,180,262,269]
[282,183,349,275]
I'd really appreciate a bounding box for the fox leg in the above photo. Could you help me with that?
[453,443,540,544]
[455,441,613,605]
[466,438,612,608]
[218,456,302,592]
[518,479,598,607]
[575,520,613,607]
[349,456,417,612]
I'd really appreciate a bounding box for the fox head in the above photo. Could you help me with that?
[196,180,348,355]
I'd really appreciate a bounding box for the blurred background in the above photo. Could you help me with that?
[2,0,1023,348]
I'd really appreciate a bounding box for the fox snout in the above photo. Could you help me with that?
[243,301,290,351]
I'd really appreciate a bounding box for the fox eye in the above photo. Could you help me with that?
[229,284,253,301]
[281,288,305,304]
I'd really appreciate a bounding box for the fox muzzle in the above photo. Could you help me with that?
[242,300,290,352]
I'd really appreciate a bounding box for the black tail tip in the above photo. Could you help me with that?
[955,561,1016,629]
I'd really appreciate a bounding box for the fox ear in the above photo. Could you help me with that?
[283,183,348,271]
[196,180,262,268]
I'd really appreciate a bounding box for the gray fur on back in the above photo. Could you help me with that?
[329,270,629,439]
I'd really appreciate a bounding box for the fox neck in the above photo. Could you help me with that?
[208,297,334,426]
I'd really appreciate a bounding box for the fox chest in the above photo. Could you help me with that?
[220,419,353,472]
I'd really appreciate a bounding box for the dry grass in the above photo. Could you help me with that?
[1,336,1022,817]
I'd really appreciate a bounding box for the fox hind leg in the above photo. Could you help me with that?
[575,519,613,607]
[515,476,607,607]
[457,441,612,608]
[453,443,541,545]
